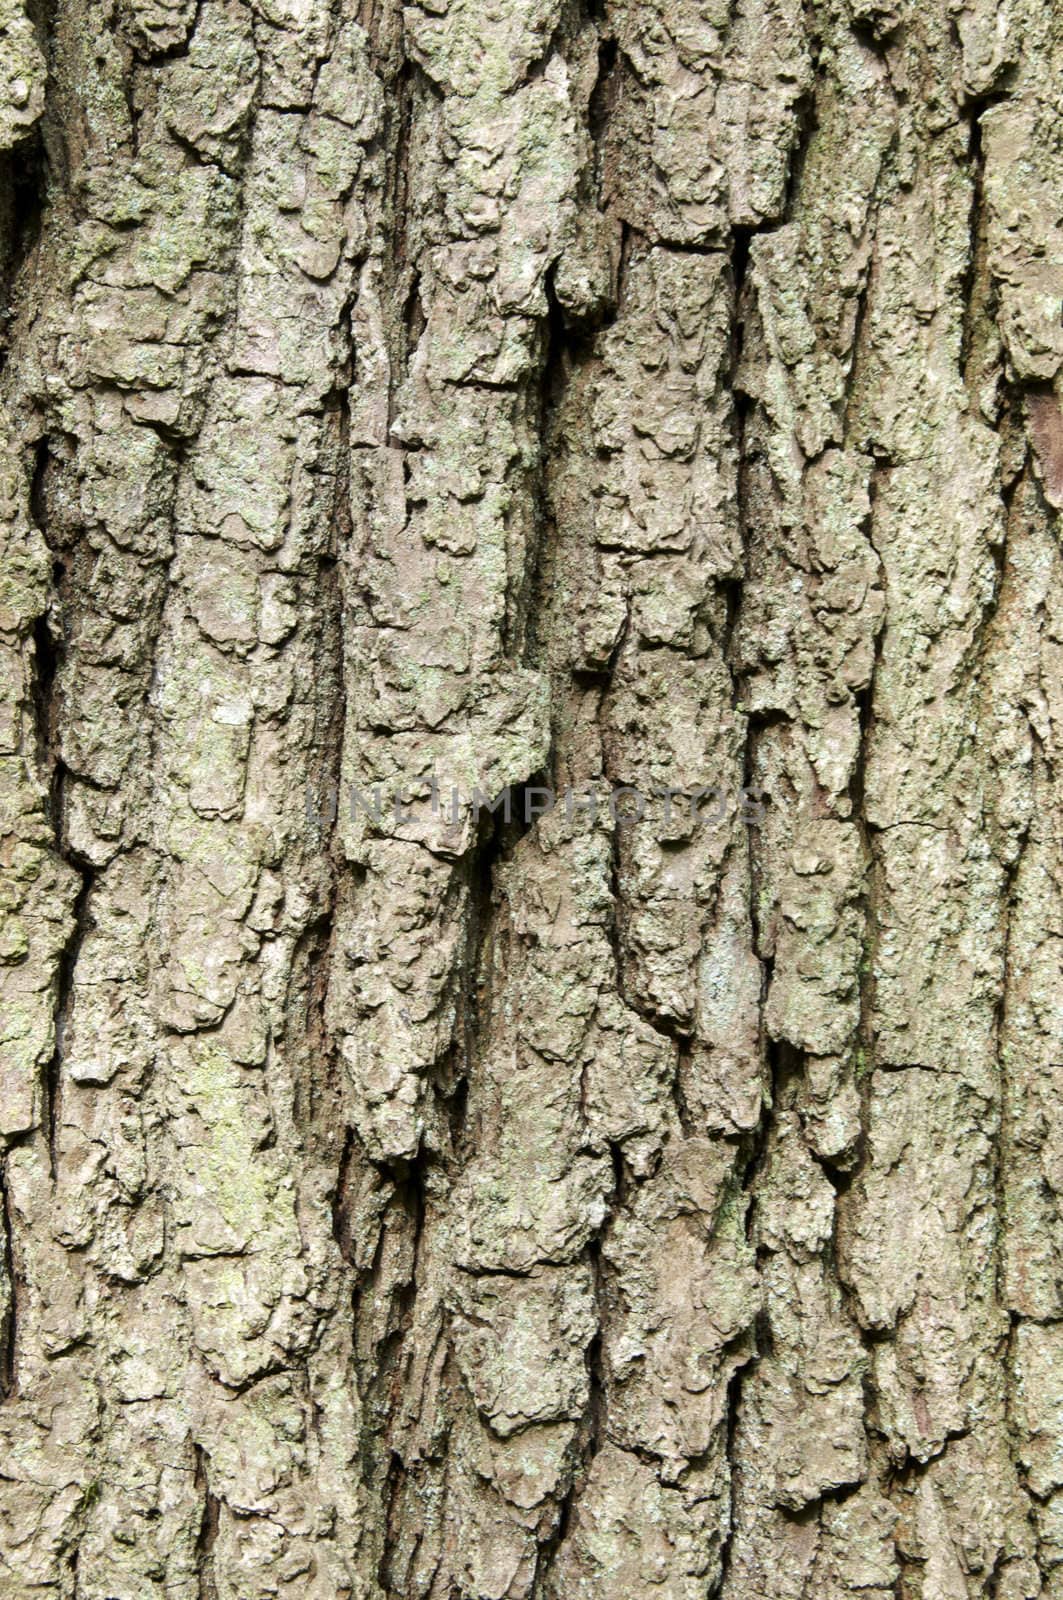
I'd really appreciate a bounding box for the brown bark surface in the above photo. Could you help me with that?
[1,0,1062,1593]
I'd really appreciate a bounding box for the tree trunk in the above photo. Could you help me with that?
[0,0,1060,1593]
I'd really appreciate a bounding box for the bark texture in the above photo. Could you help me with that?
[0,0,1061,1593]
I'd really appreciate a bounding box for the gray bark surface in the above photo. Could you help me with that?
[0,0,1061,1593]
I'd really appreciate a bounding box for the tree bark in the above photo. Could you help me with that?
[0,0,1060,1593]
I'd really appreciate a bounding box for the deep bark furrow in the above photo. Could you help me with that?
[0,0,1061,1594]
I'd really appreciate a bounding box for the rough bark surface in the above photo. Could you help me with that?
[0,0,1061,1593]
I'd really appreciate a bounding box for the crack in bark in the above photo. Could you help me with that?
[0,0,1058,1587]
[193,1445,220,1600]
[26,445,94,1178]
[0,1162,18,1398]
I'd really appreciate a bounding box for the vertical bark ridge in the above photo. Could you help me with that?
[0,0,1062,1593]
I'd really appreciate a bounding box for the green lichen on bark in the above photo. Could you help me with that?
[0,0,1061,1594]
